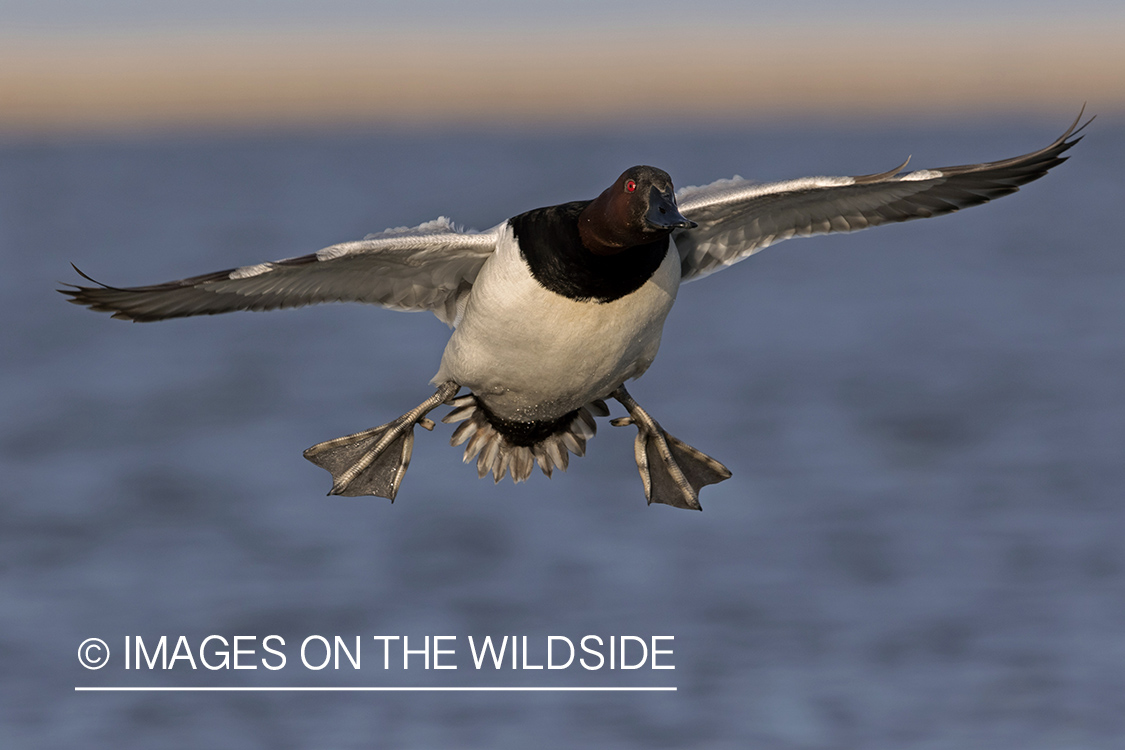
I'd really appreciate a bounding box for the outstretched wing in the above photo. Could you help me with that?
[674,109,1092,282]
[60,217,500,326]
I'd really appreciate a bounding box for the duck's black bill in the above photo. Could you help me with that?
[645,188,697,230]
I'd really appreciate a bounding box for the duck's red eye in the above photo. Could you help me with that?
[624,179,637,193]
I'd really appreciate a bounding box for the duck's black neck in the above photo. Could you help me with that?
[510,201,668,303]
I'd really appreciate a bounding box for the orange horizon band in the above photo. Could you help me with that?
[2,28,1121,133]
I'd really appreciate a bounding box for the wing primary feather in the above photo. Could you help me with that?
[852,156,912,184]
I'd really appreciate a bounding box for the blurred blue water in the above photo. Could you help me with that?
[2,120,1123,749]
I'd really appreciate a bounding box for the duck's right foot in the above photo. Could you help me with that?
[303,381,460,500]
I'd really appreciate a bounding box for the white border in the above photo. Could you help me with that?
[76,686,676,692]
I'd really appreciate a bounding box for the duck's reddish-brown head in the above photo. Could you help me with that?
[578,166,696,256]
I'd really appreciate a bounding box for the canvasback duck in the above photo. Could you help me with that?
[62,111,1090,510]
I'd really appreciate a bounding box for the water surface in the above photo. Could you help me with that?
[2,120,1123,748]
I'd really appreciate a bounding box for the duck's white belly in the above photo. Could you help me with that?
[433,225,680,421]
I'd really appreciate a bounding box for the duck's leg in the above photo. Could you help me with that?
[610,385,731,510]
[304,381,460,500]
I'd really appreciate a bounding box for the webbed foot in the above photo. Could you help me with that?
[304,381,460,500]
[610,386,731,510]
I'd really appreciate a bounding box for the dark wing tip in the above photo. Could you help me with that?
[59,264,121,307]
[59,264,160,322]
[849,107,1092,188]
[1042,103,1095,154]
[58,262,254,322]
[69,263,107,287]
[922,106,1093,188]
[58,283,144,322]
[1066,102,1095,140]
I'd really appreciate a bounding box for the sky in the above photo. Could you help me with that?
[3,0,1123,32]
[1,1,1122,133]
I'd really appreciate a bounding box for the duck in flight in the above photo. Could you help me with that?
[62,111,1090,510]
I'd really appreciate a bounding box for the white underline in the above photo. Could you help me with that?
[75,686,676,692]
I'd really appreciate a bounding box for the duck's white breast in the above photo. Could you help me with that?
[433,223,680,421]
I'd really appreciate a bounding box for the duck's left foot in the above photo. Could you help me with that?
[610,386,731,510]
[304,381,460,500]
